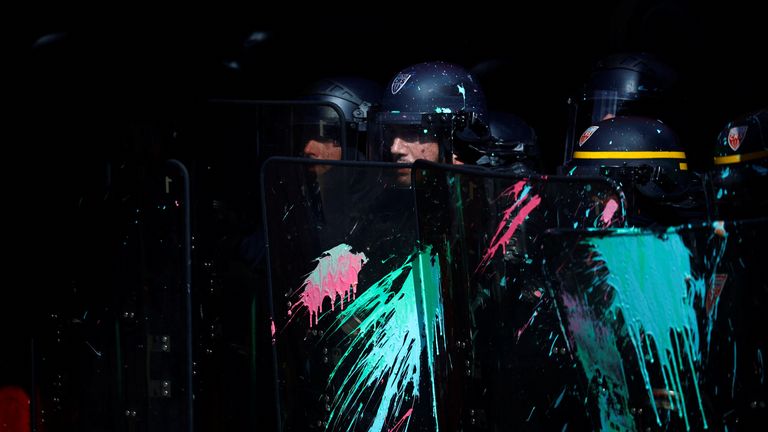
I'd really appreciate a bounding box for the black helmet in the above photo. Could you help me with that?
[304,77,381,132]
[475,111,540,173]
[713,108,768,167]
[299,77,382,160]
[565,52,678,164]
[566,115,691,200]
[368,61,490,163]
[708,108,768,218]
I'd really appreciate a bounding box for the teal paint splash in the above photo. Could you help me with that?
[324,247,444,432]
[586,232,708,430]
[553,386,566,408]
[758,349,764,384]
[731,342,737,399]
[526,406,536,422]
[549,334,560,356]
[720,167,731,179]
[456,84,466,109]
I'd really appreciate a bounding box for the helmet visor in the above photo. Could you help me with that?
[367,111,450,163]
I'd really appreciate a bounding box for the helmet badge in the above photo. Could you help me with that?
[391,73,412,95]
[578,126,600,147]
[727,126,747,151]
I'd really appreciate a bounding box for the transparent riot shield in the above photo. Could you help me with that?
[183,99,351,162]
[263,157,460,431]
[35,160,193,431]
[116,160,194,432]
[699,218,768,429]
[411,161,626,430]
[176,100,348,431]
[543,219,768,431]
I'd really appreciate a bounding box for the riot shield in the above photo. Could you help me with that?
[35,160,193,431]
[411,161,626,430]
[176,100,349,431]
[699,218,768,429]
[543,219,768,431]
[115,159,194,432]
[263,158,459,431]
[184,99,351,161]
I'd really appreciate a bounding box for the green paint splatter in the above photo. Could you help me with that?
[456,84,466,109]
[586,232,709,430]
[324,247,444,432]
[731,342,737,399]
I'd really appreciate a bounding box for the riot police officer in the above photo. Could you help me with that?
[565,115,703,226]
[368,61,491,185]
[300,76,381,167]
[706,108,768,219]
[565,52,680,166]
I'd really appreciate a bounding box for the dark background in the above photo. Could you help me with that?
[15,1,768,169]
[4,1,766,429]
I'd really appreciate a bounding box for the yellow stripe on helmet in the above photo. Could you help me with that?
[572,151,687,159]
[713,150,768,165]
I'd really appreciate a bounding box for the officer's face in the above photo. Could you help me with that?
[390,133,439,186]
[303,139,342,175]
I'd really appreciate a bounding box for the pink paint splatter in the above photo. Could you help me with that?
[476,181,542,274]
[600,199,619,227]
[270,319,276,337]
[290,243,368,327]
[388,407,413,432]
[516,300,542,342]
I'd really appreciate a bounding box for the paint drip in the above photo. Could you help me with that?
[289,243,368,327]
[323,246,445,432]
[584,231,709,430]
